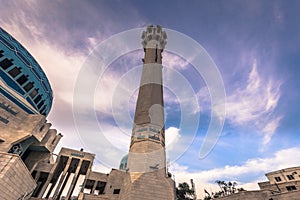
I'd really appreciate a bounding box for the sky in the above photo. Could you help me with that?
[1,0,300,198]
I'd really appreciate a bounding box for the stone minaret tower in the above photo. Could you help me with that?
[128,25,167,173]
[120,25,175,200]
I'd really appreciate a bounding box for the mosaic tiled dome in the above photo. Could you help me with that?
[0,28,53,116]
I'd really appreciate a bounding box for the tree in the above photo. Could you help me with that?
[203,196,212,200]
[215,180,240,196]
[202,180,246,199]
[176,182,196,200]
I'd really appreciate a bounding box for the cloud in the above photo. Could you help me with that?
[0,1,149,153]
[163,51,190,70]
[170,147,300,198]
[261,116,282,145]
[92,163,112,174]
[225,60,282,145]
[100,124,131,152]
[0,1,147,55]
[165,127,181,151]
[0,3,200,158]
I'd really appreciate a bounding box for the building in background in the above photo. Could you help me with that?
[208,167,300,200]
[258,166,300,199]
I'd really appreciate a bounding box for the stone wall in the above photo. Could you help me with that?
[119,168,175,200]
[215,191,269,200]
[78,193,119,200]
[270,190,300,200]
[0,152,36,200]
[213,190,300,200]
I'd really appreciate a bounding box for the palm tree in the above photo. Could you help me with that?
[206,180,246,199]
[215,180,226,196]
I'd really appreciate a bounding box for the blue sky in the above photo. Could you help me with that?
[1,0,300,197]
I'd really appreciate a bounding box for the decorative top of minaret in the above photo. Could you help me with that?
[141,25,167,50]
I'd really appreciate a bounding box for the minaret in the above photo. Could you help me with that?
[128,25,167,174]
[120,25,174,200]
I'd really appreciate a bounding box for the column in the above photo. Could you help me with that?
[55,171,71,199]
[91,181,98,194]
[34,171,41,182]
[52,157,72,199]
[66,159,83,199]
[79,161,92,193]
[37,156,61,198]
[45,182,55,198]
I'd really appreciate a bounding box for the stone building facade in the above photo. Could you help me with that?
[0,153,37,199]
[0,27,62,200]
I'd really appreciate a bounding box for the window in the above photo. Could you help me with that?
[51,136,57,144]
[16,74,28,85]
[0,58,13,70]
[23,82,34,92]
[8,67,21,78]
[98,181,106,194]
[0,115,9,124]
[29,88,38,98]
[274,177,282,182]
[34,94,42,104]
[113,189,120,194]
[287,175,295,180]
[39,105,46,114]
[286,185,297,191]
[37,100,45,109]
[39,125,45,132]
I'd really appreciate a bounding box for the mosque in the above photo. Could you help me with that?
[0,25,174,200]
[0,25,299,200]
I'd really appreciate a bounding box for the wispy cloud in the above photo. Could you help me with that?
[163,51,190,70]
[1,4,295,200]
[225,60,282,145]
[0,1,147,54]
[0,0,149,151]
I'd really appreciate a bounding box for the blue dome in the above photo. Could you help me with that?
[119,154,128,170]
[0,28,53,116]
